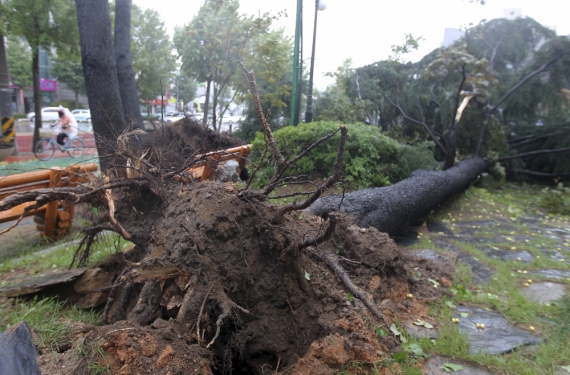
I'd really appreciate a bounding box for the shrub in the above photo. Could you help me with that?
[250,121,436,189]
[538,183,570,215]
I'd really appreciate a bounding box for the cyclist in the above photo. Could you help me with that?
[52,107,78,147]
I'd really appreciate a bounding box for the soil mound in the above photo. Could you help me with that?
[75,181,450,374]
[150,118,243,157]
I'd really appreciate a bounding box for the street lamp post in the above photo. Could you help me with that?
[304,0,326,123]
[289,0,303,126]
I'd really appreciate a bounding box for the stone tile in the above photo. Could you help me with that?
[453,306,541,355]
[431,239,494,284]
[423,355,492,375]
[532,269,570,280]
[520,282,566,305]
[456,254,494,285]
[406,249,457,267]
[487,250,534,263]
[433,239,461,253]
[427,222,454,236]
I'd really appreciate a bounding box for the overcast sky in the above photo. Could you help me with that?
[132,0,570,89]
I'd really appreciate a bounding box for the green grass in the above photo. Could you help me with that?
[0,232,132,277]
[0,155,99,176]
[403,179,570,375]
[0,296,101,351]
[335,180,569,374]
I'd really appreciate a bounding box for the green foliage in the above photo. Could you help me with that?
[315,59,376,125]
[234,29,292,141]
[52,57,85,96]
[131,4,176,102]
[173,74,197,110]
[174,0,273,130]
[250,121,436,189]
[538,183,570,215]
[1,0,79,58]
[390,33,423,63]
[6,36,31,90]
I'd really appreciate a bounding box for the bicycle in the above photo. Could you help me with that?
[34,134,87,161]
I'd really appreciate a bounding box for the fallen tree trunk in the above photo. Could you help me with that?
[306,157,491,236]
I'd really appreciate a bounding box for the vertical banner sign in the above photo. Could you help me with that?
[2,116,14,143]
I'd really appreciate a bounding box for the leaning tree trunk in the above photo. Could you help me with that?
[76,0,128,172]
[114,0,144,131]
[306,157,491,236]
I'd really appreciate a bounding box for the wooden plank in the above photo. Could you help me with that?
[0,202,47,224]
[33,216,45,225]
[0,170,51,189]
[56,220,71,228]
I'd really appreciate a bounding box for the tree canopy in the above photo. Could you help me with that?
[334,18,569,174]
[174,0,272,130]
[130,4,177,104]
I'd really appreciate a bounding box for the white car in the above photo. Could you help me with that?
[164,112,185,123]
[26,107,60,122]
[72,109,91,122]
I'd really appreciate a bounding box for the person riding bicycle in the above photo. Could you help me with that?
[52,107,78,146]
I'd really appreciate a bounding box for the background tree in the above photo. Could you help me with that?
[6,36,31,112]
[1,0,79,144]
[75,0,128,171]
[131,4,176,117]
[234,29,292,141]
[172,74,197,114]
[51,57,85,109]
[174,0,270,130]
[314,59,374,124]
[349,18,567,173]
[115,0,144,129]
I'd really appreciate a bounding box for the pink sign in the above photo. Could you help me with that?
[40,79,57,92]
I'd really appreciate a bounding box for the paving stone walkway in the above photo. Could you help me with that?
[398,208,570,374]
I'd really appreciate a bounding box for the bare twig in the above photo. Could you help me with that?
[498,147,570,162]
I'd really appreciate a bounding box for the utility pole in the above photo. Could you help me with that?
[289,0,302,126]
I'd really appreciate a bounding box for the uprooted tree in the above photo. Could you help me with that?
[0,66,458,374]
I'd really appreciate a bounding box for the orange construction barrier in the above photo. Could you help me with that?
[0,163,98,239]
[187,144,250,181]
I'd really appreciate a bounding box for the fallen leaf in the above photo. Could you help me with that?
[460,312,469,318]
[445,301,457,308]
[441,363,463,372]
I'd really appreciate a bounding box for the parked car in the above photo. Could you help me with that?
[26,107,60,122]
[72,109,91,122]
[164,112,185,123]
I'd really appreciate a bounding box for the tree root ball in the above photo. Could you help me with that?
[74,180,452,374]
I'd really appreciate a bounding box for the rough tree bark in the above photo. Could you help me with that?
[75,0,129,171]
[306,157,491,236]
[114,0,145,130]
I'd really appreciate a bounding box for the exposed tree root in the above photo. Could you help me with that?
[310,247,391,330]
